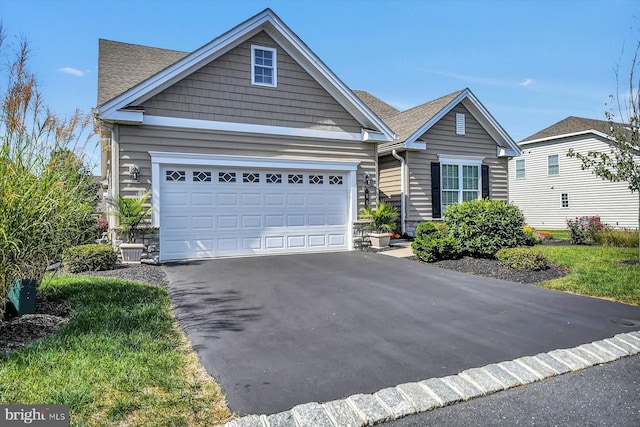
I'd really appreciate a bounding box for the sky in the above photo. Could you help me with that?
[1,0,639,173]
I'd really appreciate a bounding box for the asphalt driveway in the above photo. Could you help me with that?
[162,251,640,416]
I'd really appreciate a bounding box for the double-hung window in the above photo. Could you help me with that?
[441,159,481,212]
[251,45,277,87]
[548,154,559,175]
[515,159,525,179]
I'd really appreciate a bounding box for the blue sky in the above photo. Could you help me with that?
[2,0,639,172]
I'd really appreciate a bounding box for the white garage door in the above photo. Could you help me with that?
[159,165,350,260]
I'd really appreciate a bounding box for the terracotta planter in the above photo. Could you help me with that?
[369,232,391,249]
[120,243,145,263]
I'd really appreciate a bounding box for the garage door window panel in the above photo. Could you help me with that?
[166,170,186,181]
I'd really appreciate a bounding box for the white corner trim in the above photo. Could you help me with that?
[142,115,363,141]
[437,154,485,165]
[149,151,360,171]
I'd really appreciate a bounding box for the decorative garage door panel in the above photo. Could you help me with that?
[160,167,349,260]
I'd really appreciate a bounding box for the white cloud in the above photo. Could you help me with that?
[58,67,85,77]
[519,78,534,87]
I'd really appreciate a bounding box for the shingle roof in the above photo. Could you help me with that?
[520,116,613,143]
[97,39,188,106]
[354,89,465,142]
[352,90,399,120]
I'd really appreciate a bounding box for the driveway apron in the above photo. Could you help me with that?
[162,251,640,416]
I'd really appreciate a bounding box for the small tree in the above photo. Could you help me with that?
[567,41,640,261]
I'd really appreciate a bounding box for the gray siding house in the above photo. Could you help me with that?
[509,116,639,229]
[95,8,519,260]
[355,89,520,235]
[96,9,395,261]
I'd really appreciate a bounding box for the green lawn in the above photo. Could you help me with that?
[536,245,640,306]
[537,229,570,240]
[0,275,232,426]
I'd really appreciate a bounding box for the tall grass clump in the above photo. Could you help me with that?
[0,27,97,319]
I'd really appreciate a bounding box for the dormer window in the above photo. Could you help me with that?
[252,45,277,87]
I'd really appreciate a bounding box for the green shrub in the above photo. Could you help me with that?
[522,225,542,246]
[496,247,549,271]
[412,222,463,262]
[444,199,528,258]
[595,228,639,248]
[359,202,400,233]
[62,244,118,273]
[566,216,606,245]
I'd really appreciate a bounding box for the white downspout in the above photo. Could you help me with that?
[391,149,406,235]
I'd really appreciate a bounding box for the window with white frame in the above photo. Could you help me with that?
[251,45,277,87]
[561,193,569,208]
[441,160,481,211]
[516,159,525,179]
[548,154,559,175]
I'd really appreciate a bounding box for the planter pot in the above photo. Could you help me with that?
[8,279,37,316]
[119,243,145,263]
[369,232,391,249]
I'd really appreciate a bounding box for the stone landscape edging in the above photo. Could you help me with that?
[221,331,640,427]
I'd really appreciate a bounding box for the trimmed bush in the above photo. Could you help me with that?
[444,199,528,258]
[595,228,639,248]
[412,222,462,262]
[62,244,118,273]
[522,226,542,246]
[496,248,549,271]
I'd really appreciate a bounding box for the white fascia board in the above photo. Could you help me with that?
[100,109,144,124]
[149,151,360,172]
[362,129,391,142]
[143,115,363,141]
[497,146,520,157]
[518,130,609,146]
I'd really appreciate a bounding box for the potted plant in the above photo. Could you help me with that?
[107,191,151,263]
[358,202,399,248]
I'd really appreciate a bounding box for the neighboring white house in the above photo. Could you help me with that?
[509,116,639,229]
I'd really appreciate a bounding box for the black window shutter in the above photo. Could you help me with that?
[481,165,490,199]
[431,162,441,218]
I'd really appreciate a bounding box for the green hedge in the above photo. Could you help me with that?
[496,247,549,271]
[62,244,118,273]
[412,221,462,262]
[445,199,529,258]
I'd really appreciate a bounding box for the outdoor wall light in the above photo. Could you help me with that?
[364,172,371,186]
[129,164,140,182]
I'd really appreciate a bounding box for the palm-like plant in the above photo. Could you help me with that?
[107,192,152,243]
[359,202,399,233]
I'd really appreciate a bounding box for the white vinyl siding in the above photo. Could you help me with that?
[509,135,639,228]
[251,45,277,87]
[516,159,525,178]
[548,154,559,175]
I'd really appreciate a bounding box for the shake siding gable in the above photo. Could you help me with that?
[509,135,638,229]
[142,32,362,133]
[404,105,508,234]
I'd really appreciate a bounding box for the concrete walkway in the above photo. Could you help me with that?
[222,331,640,427]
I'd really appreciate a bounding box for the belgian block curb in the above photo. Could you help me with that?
[221,331,640,427]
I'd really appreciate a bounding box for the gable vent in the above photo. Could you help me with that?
[456,113,466,135]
